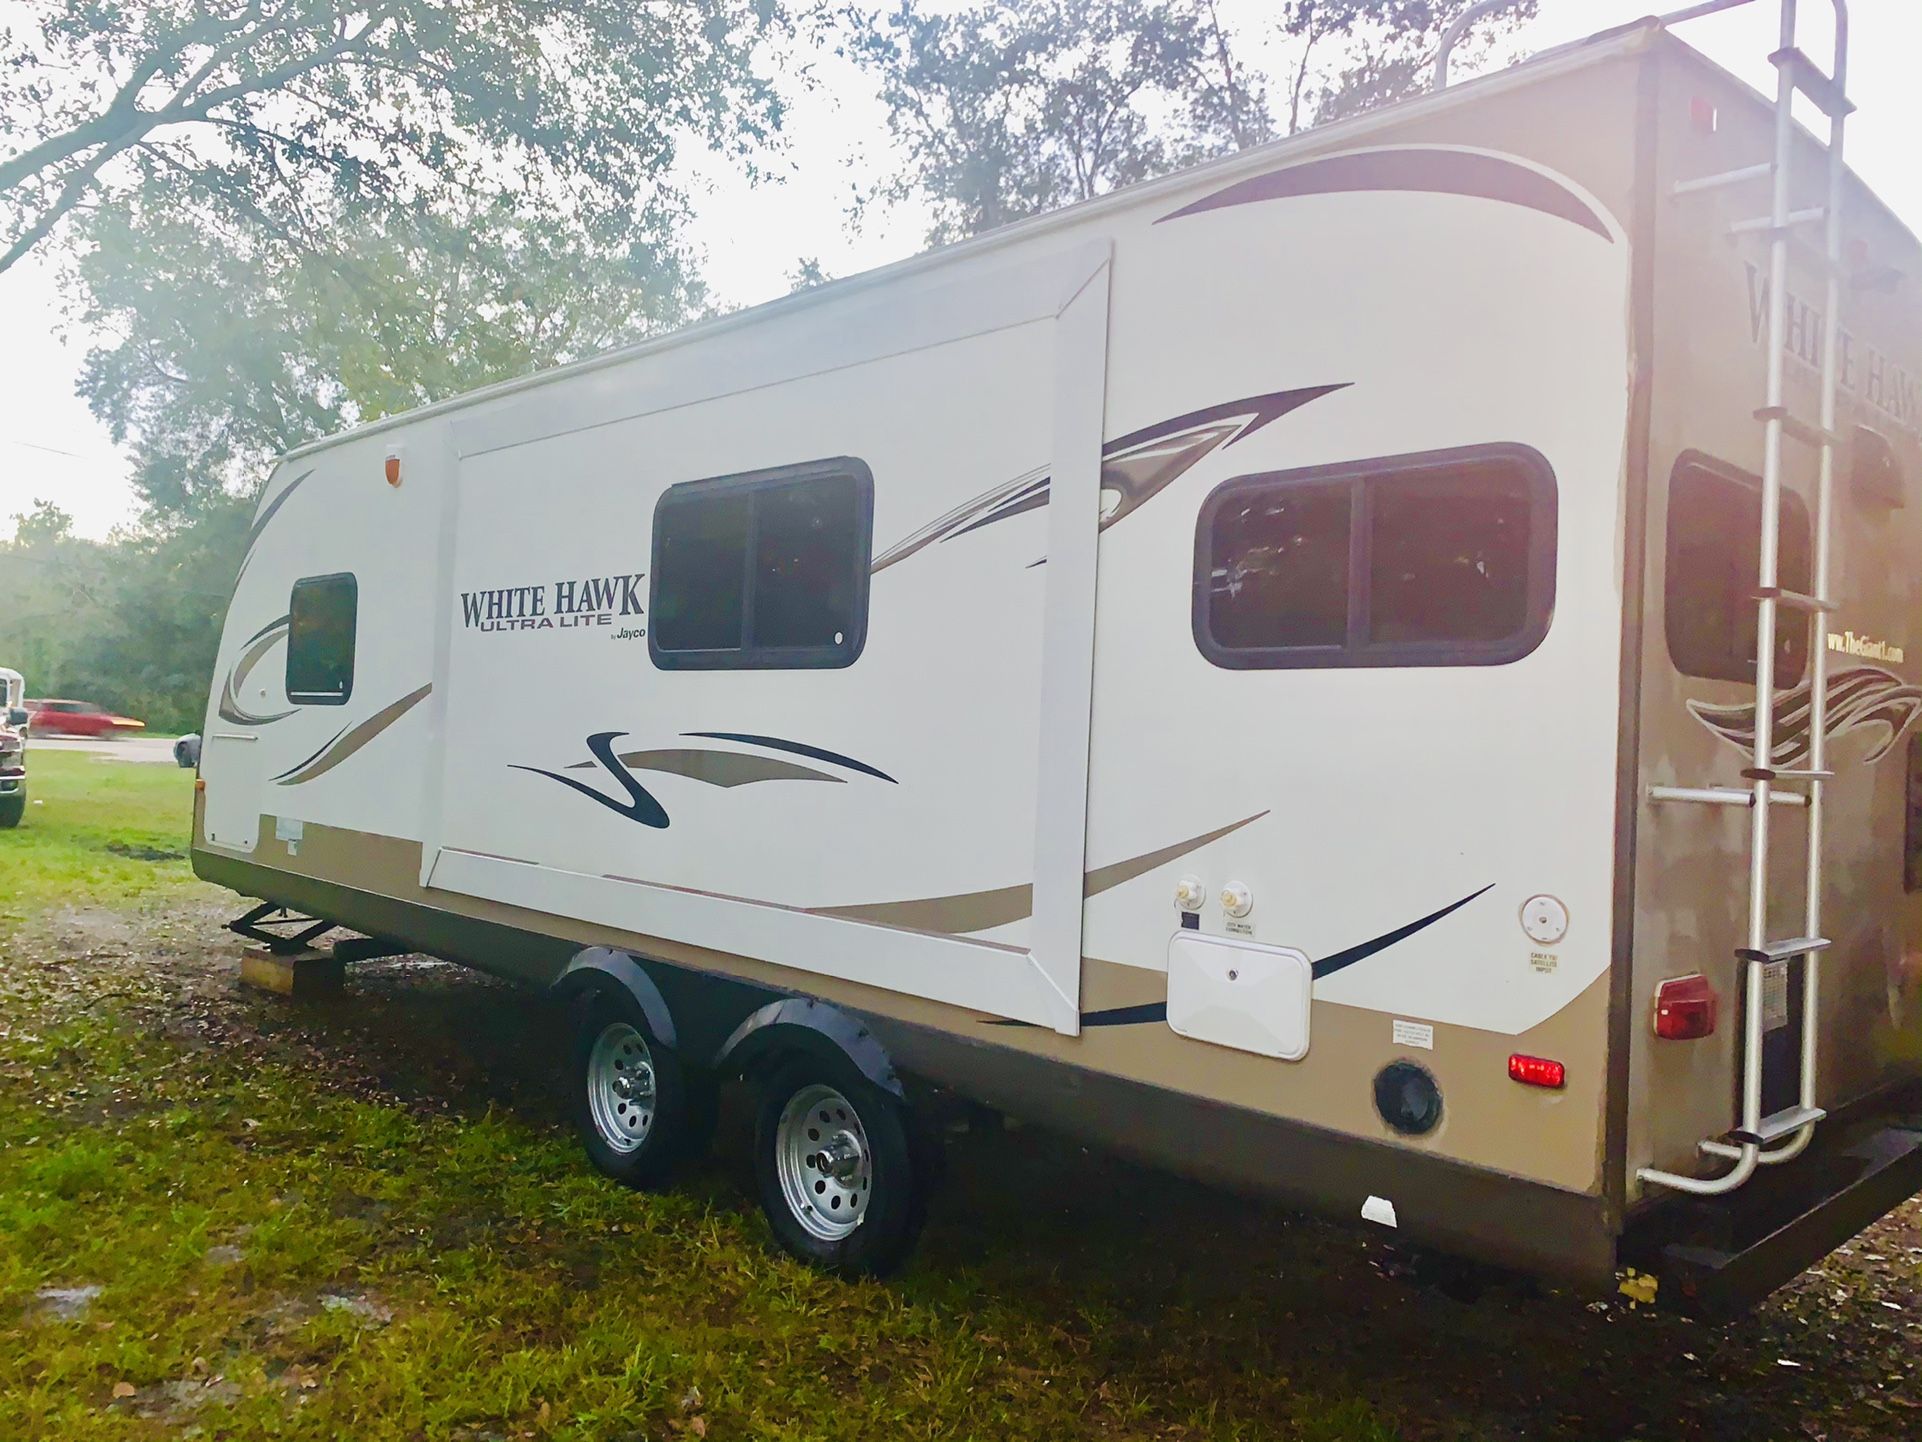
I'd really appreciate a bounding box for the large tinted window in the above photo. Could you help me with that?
[650,459,872,670]
[286,573,357,705]
[1665,456,1811,686]
[1195,446,1555,669]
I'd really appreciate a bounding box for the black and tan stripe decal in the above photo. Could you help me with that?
[273,684,432,785]
[1158,147,1613,241]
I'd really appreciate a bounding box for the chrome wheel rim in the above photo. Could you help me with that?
[775,1083,872,1241]
[586,1022,656,1154]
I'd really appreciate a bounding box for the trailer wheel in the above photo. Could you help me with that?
[570,991,694,1189]
[752,1055,927,1277]
[0,792,23,829]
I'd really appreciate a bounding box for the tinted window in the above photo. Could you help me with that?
[1369,472,1532,645]
[1665,457,1810,686]
[286,573,357,705]
[1196,447,1555,669]
[1205,485,1350,651]
[652,490,750,653]
[651,459,872,670]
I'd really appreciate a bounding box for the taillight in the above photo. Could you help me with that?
[1508,1054,1566,1089]
[1653,974,1718,1040]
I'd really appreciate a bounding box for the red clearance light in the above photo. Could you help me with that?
[1653,974,1718,1040]
[1508,1054,1566,1089]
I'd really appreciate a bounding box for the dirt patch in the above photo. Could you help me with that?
[102,842,186,862]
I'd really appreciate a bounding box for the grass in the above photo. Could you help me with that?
[4,754,1920,1440]
[0,750,1419,1441]
[0,751,200,921]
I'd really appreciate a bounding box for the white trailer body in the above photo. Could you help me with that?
[195,17,1922,1303]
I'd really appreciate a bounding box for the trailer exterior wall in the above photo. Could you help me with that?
[194,36,1682,1282]
[1625,39,1922,1196]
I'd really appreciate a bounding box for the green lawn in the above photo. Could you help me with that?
[0,751,199,922]
[3,756,1918,1440]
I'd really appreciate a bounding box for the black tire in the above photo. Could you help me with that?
[752,1054,928,1277]
[0,792,23,829]
[569,989,693,1190]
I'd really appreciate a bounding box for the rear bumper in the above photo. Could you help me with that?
[1622,1082,1922,1316]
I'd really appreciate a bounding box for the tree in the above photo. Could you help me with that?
[852,0,1533,245]
[0,0,791,279]
[74,183,706,516]
[846,0,1267,245]
[1,497,253,732]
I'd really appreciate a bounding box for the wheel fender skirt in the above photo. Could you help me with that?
[714,998,905,1100]
[552,947,677,1049]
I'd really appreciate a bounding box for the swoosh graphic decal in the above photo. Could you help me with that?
[218,616,295,726]
[273,684,432,785]
[871,385,1347,573]
[514,730,670,828]
[1687,665,1922,767]
[985,883,1496,1028]
[811,811,1269,934]
[682,732,897,784]
[1307,883,1495,980]
[564,747,843,788]
[232,469,313,587]
[1157,147,1614,241]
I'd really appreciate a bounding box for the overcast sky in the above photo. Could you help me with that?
[1,0,1915,538]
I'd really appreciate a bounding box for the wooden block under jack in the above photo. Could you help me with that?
[239,945,345,998]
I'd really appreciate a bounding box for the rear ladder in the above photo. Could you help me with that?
[1641,0,1854,1196]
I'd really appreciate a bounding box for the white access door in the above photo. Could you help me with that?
[418,243,1111,1033]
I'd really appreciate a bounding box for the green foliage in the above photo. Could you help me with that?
[0,0,791,277]
[848,0,1268,245]
[2,498,249,733]
[75,193,706,515]
[851,0,1536,244]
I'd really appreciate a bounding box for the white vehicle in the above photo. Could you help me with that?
[0,666,25,827]
[193,3,1922,1307]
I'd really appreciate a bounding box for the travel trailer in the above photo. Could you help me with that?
[0,667,25,827]
[193,1,1922,1308]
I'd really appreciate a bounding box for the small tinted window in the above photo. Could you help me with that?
[651,459,872,670]
[286,573,357,705]
[1195,447,1555,669]
[1665,457,1810,686]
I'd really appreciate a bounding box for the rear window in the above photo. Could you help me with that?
[286,573,358,705]
[1194,446,1555,668]
[1664,456,1811,686]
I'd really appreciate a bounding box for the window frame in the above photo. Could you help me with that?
[1662,449,1813,687]
[285,571,359,706]
[648,456,874,672]
[1192,443,1558,671]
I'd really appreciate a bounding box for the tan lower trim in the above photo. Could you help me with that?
[197,805,1608,1194]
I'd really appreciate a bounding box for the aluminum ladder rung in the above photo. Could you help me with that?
[1754,585,1834,613]
[1729,1104,1827,1148]
[1736,936,1831,964]
[1741,766,1835,782]
[1730,207,1826,237]
[1755,404,1845,450]
[1672,161,1773,196]
[1769,46,1855,119]
[1648,784,1807,809]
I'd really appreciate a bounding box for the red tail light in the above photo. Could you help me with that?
[1653,974,1718,1040]
[1508,1054,1566,1089]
